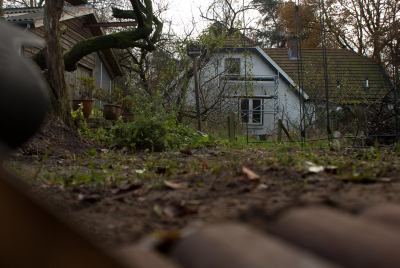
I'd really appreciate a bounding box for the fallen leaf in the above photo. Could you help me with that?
[309,166,325,173]
[112,183,142,195]
[180,148,192,155]
[137,197,146,202]
[202,160,209,169]
[256,183,269,191]
[163,204,197,217]
[153,204,163,217]
[241,166,260,181]
[164,180,188,190]
[181,200,201,205]
[302,161,324,173]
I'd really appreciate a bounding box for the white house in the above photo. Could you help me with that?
[185,32,392,138]
[186,36,308,137]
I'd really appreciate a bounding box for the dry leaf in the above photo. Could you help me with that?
[202,160,209,169]
[114,183,142,195]
[241,166,260,181]
[153,204,163,217]
[302,161,324,173]
[256,183,269,191]
[163,204,197,217]
[164,180,188,190]
[180,148,192,155]
[309,166,325,173]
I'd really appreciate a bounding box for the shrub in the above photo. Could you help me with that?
[91,92,216,151]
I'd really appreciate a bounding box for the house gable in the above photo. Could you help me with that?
[217,46,309,100]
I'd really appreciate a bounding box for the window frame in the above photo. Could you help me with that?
[240,98,264,125]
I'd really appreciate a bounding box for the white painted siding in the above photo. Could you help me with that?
[187,48,305,136]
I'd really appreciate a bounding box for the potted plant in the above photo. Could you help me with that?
[121,95,135,122]
[71,76,95,118]
[93,87,123,120]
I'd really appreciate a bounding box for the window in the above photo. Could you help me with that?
[241,99,263,124]
[225,58,241,75]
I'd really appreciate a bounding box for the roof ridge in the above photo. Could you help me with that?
[4,7,44,12]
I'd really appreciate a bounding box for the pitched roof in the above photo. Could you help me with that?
[222,30,258,48]
[5,6,123,77]
[5,6,95,28]
[263,48,393,103]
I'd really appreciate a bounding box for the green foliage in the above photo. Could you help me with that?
[93,87,124,105]
[71,76,95,99]
[120,95,135,113]
[93,116,216,152]
[71,104,89,135]
[91,92,216,152]
[91,106,103,117]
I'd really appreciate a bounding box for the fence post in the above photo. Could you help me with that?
[277,119,283,143]
[228,112,236,143]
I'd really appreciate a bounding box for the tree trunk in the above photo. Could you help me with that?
[0,0,4,21]
[44,0,74,127]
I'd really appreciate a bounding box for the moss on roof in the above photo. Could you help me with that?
[263,48,393,103]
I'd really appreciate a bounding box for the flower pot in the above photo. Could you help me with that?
[72,99,94,118]
[103,104,122,120]
[122,112,134,123]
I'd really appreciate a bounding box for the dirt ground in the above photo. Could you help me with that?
[5,117,400,250]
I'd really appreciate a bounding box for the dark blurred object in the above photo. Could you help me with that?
[0,21,48,150]
[0,23,133,268]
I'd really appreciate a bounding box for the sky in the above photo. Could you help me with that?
[162,0,257,37]
[163,0,216,36]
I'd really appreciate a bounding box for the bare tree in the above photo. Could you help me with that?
[200,0,254,34]
[324,0,399,63]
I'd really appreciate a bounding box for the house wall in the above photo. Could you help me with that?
[188,49,302,136]
[95,53,113,92]
[25,17,95,70]
[94,53,113,108]
[22,17,114,101]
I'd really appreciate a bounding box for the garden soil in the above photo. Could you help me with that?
[5,116,400,250]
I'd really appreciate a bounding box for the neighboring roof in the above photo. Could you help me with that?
[222,30,258,48]
[5,6,95,28]
[263,48,393,103]
[5,5,122,77]
[207,22,257,48]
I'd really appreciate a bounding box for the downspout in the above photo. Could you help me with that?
[100,62,103,89]
[20,23,31,55]
[100,61,103,106]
